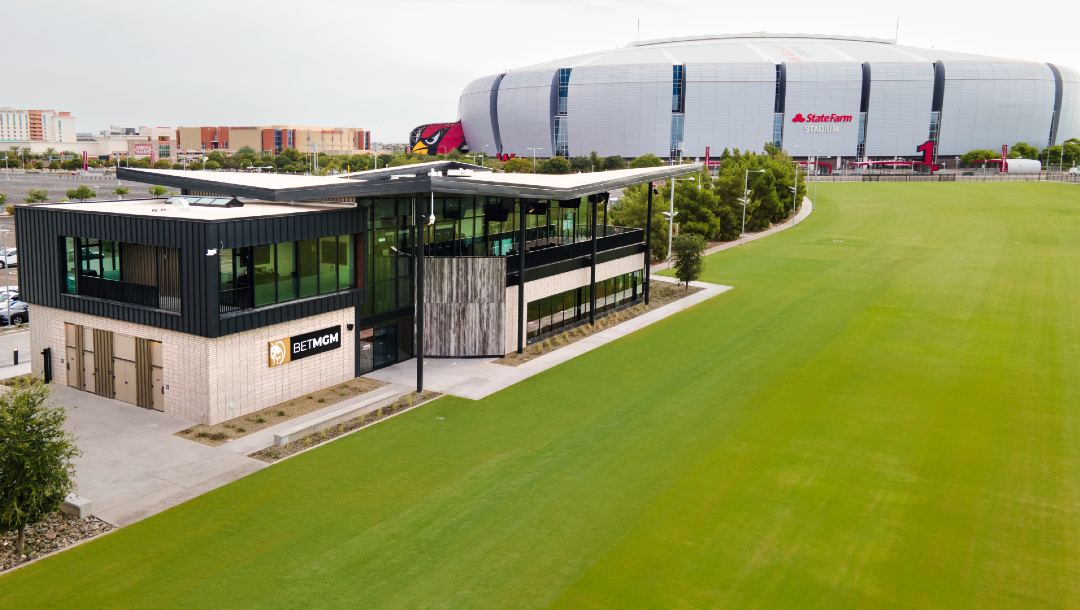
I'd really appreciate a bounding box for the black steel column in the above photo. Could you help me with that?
[517,199,526,353]
[589,194,598,324]
[602,197,608,237]
[415,196,424,393]
[644,183,653,304]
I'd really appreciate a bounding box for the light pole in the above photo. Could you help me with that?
[481,144,489,168]
[526,147,543,171]
[740,169,766,236]
[665,176,696,260]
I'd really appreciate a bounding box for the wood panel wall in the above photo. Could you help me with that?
[423,257,505,357]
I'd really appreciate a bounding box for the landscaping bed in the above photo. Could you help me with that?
[177,378,387,446]
[1,513,112,572]
[250,391,441,463]
[493,280,702,366]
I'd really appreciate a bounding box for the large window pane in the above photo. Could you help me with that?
[319,236,339,294]
[276,241,297,302]
[64,237,76,293]
[337,235,353,289]
[298,239,318,297]
[253,245,276,306]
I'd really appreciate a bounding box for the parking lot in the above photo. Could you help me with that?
[0,169,164,205]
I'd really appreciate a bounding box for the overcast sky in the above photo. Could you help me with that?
[5,0,1077,143]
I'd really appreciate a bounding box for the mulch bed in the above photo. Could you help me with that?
[493,280,703,366]
[249,391,441,463]
[178,377,387,446]
[1,512,113,572]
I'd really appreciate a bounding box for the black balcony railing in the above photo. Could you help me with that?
[77,275,180,313]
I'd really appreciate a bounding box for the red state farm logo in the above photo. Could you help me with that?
[792,113,853,123]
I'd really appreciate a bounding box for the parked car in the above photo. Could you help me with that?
[0,247,17,268]
[0,294,27,325]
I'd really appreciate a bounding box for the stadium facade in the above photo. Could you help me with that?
[453,33,1080,162]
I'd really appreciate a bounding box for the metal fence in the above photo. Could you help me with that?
[806,172,1080,184]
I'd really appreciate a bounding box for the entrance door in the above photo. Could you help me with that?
[358,327,374,375]
[372,322,398,370]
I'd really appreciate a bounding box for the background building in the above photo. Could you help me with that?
[0,108,76,144]
[176,125,372,155]
[455,33,1080,161]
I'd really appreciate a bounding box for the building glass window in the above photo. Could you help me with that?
[554,116,569,157]
[253,245,276,306]
[526,269,643,342]
[670,114,684,159]
[337,235,353,290]
[276,241,297,301]
[672,64,686,113]
[319,235,339,294]
[63,237,76,293]
[772,113,784,149]
[297,238,319,298]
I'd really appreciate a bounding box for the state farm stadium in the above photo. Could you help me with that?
[453,33,1080,163]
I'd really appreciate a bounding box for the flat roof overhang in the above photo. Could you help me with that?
[117,162,702,203]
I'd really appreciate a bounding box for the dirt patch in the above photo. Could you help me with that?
[177,377,388,446]
[1,512,113,572]
[250,391,441,463]
[493,280,702,366]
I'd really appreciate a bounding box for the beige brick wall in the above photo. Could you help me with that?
[503,253,645,353]
[30,306,355,425]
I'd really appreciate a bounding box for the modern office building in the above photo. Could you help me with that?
[176,125,372,155]
[0,108,77,144]
[18,161,691,423]
[455,33,1080,161]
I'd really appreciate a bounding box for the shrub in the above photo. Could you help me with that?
[24,189,48,203]
[0,381,79,555]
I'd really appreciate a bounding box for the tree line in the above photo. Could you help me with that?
[960,139,1080,168]
[611,146,806,260]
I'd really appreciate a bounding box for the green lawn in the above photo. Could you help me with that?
[3,183,1079,608]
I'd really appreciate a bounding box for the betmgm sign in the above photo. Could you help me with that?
[268,325,342,367]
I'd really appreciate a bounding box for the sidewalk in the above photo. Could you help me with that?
[652,196,814,272]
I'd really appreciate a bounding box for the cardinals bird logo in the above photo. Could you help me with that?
[409,122,467,155]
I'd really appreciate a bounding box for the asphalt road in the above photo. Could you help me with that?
[0,327,30,368]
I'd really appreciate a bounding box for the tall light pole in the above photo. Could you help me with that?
[740,169,766,236]
[481,144,490,168]
[526,147,543,171]
[665,176,695,259]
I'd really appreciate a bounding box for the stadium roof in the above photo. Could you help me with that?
[514,32,1026,71]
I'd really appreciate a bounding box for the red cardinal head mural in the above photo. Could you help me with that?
[409,121,467,155]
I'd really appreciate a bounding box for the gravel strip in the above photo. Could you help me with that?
[1,512,113,572]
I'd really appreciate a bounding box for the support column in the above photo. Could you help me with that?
[415,195,425,393]
[589,194,598,324]
[644,182,653,304]
[517,199,526,353]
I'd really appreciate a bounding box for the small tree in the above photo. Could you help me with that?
[537,156,571,174]
[502,157,533,173]
[148,185,168,197]
[113,186,129,199]
[25,190,48,203]
[0,381,79,555]
[0,193,6,207]
[671,233,706,289]
[65,186,96,201]
[152,159,173,170]
[629,154,664,168]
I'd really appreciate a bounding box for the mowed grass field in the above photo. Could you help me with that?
[2,183,1079,608]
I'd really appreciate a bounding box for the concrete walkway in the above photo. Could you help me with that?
[652,196,814,272]
[53,385,266,526]
[366,279,731,400]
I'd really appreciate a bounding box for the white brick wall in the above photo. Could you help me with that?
[504,253,644,353]
[30,306,355,425]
